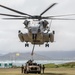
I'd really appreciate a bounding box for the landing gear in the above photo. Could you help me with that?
[25,43,29,47]
[53,30,55,34]
[45,43,49,47]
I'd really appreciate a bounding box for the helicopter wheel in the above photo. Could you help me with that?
[53,30,55,34]
[25,43,29,47]
[45,43,49,47]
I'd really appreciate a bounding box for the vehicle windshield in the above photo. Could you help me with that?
[28,63,37,66]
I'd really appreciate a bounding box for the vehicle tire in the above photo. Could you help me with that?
[45,44,49,47]
[38,72,41,74]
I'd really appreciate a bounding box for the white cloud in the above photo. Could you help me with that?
[0,0,26,6]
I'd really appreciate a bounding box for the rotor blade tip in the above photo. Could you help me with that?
[54,3,58,5]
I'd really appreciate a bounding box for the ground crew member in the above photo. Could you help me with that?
[21,64,24,73]
[42,65,45,73]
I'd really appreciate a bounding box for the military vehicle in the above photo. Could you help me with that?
[24,60,41,74]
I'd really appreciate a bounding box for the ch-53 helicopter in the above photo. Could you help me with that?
[0,3,75,48]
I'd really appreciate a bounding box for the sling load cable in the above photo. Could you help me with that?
[31,44,35,60]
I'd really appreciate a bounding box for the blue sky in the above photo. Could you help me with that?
[0,0,75,53]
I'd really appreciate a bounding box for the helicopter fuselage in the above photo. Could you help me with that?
[18,20,54,46]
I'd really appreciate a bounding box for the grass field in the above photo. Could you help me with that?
[0,68,75,75]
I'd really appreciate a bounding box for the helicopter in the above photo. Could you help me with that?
[0,3,75,48]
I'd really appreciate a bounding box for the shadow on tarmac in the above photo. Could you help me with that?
[41,73,66,75]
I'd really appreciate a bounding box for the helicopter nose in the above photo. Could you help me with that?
[31,27,39,34]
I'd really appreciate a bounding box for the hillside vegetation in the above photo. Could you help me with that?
[44,62,75,68]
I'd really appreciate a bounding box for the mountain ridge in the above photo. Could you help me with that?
[0,51,75,60]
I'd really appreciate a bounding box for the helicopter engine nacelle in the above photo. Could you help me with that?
[49,33,54,42]
[43,20,49,28]
[23,20,30,28]
[39,20,49,28]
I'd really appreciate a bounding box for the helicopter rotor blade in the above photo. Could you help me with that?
[50,18,75,20]
[2,17,30,20]
[0,4,32,17]
[46,14,75,17]
[40,3,57,16]
[2,17,75,20]
[0,13,27,17]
